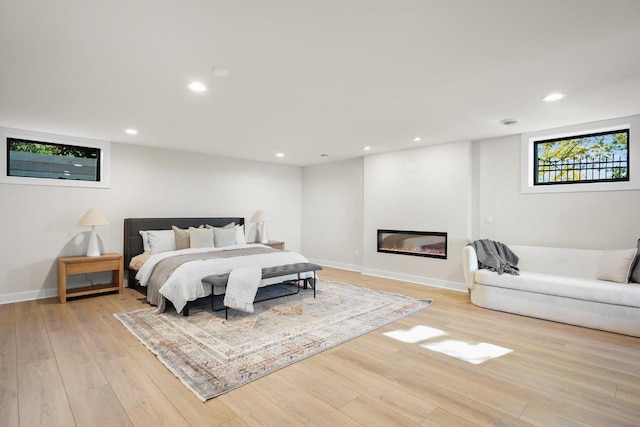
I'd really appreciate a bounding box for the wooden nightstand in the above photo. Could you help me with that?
[262,241,285,250]
[57,253,123,303]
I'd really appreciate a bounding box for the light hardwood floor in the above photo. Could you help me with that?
[2,267,640,426]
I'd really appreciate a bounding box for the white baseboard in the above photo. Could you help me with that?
[361,267,467,293]
[0,280,98,305]
[308,258,467,293]
[0,287,58,305]
[307,258,363,273]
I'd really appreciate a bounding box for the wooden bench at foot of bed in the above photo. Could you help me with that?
[200,262,323,318]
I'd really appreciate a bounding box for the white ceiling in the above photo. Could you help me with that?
[1,0,639,166]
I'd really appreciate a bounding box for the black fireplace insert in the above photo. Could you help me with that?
[377,229,447,259]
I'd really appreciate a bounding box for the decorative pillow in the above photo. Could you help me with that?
[172,225,190,250]
[205,222,235,230]
[139,231,151,253]
[189,227,214,248]
[214,227,237,247]
[147,230,177,254]
[629,239,640,283]
[597,248,638,283]
[235,225,247,245]
[129,252,152,270]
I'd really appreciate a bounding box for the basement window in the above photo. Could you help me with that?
[520,116,638,194]
[534,128,629,186]
[0,128,111,188]
[7,138,101,181]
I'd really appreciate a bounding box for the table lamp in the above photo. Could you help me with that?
[250,210,272,244]
[77,208,110,256]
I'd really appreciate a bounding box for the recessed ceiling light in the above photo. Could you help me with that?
[275,153,285,158]
[413,137,422,142]
[125,128,138,135]
[188,81,208,92]
[500,118,519,126]
[363,146,371,151]
[213,68,229,78]
[542,92,565,102]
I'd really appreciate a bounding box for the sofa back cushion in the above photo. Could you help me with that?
[509,245,603,280]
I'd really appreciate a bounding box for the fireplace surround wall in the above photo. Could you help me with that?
[377,229,447,259]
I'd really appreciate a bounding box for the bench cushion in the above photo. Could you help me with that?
[202,262,322,287]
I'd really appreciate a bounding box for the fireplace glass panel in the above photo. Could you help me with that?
[377,229,447,259]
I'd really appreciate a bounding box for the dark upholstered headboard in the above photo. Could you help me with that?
[123,217,244,282]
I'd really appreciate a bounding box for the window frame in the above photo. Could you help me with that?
[533,128,629,186]
[520,116,639,194]
[0,127,111,189]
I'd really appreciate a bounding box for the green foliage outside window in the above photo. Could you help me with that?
[535,129,629,184]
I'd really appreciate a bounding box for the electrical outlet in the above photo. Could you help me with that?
[485,214,494,224]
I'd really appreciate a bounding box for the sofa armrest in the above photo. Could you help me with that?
[462,245,478,291]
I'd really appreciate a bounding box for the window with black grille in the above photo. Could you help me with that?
[534,128,629,186]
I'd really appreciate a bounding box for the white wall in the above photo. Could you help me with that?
[362,141,472,289]
[475,131,640,249]
[0,139,302,303]
[301,158,364,270]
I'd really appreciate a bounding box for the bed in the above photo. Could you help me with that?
[123,217,314,315]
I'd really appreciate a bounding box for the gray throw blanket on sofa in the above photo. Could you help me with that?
[468,239,520,275]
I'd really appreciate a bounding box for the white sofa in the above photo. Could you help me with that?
[462,245,640,337]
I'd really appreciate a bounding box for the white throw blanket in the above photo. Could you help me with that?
[223,265,262,313]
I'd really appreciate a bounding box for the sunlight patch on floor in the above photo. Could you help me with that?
[383,325,449,343]
[383,325,513,364]
[420,339,513,365]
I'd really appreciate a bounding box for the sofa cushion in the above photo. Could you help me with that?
[597,248,637,283]
[474,270,640,308]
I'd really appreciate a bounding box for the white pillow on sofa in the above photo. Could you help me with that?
[597,248,637,283]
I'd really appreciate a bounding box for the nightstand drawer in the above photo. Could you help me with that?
[66,259,121,275]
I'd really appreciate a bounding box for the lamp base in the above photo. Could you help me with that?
[86,227,101,257]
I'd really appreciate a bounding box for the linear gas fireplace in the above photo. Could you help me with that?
[377,229,447,259]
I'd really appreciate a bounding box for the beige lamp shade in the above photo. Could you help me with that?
[77,208,110,226]
[250,210,272,223]
[77,208,110,256]
[250,210,272,244]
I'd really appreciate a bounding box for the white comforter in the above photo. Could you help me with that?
[135,244,312,312]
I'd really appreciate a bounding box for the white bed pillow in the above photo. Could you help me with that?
[147,230,177,254]
[235,225,247,245]
[189,227,214,248]
[597,248,637,283]
[139,230,151,253]
[214,227,236,247]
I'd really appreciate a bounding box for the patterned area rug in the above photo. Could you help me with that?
[114,279,432,401]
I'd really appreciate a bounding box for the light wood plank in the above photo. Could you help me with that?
[218,385,304,427]
[617,383,640,405]
[251,372,360,426]
[125,339,237,426]
[49,327,109,395]
[277,359,360,409]
[340,395,421,426]
[519,405,591,427]
[17,358,75,427]
[68,384,132,427]
[0,397,19,427]
[422,408,481,427]
[100,355,190,427]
